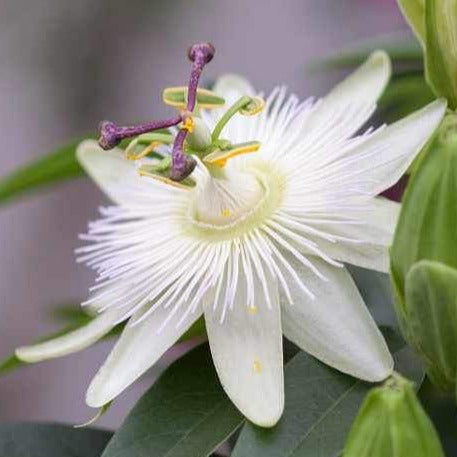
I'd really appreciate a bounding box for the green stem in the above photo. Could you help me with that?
[211,96,252,142]
[136,132,174,145]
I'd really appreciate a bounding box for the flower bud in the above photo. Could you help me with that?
[424,0,457,108]
[398,0,457,108]
[405,260,457,391]
[391,113,457,306]
[397,0,426,44]
[343,375,444,457]
[391,113,457,392]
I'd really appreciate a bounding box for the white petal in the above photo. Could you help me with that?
[347,99,447,196]
[16,308,124,363]
[306,51,391,140]
[77,139,146,205]
[281,257,393,381]
[86,305,202,407]
[204,269,284,427]
[212,74,255,105]
[307,197,400,272]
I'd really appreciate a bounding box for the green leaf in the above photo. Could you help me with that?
[390,113,457,308]
[378,74,435,122]
[310,32,422,72]
[101,344,244,457]
[398,0,426,44]
[0,140,85,206]
[405,260,457,391]
[424,0,457,109]
[0,317,94,376]
[0,423,112,457]
[231,343,423,457]
[348,266,398,328]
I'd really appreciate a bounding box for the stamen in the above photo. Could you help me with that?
[211,96,265,142]
[125,141,161,161]
[138,164,189,190]
[204,141,261,167]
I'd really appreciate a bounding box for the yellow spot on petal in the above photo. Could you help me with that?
[221,208,232,217]
[248,305,258,315]
[253,358,263,374]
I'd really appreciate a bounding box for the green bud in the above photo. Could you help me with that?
[391,113,457,306]
[343,375,444,457]
[391,114,457,393]
[397,0,426,44]
[162,87,225,110]
[424,0,457,109]
[186,117,212,151]
[405,260,457,391]
[399,0,457,108]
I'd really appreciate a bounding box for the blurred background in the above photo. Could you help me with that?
[0,0,408,429]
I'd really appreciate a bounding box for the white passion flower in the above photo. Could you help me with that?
[16,47,446,427]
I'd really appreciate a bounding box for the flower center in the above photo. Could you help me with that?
[183,161,285,241]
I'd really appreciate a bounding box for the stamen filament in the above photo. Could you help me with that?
[211,96,252,142]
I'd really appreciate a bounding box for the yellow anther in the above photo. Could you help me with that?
[182,116,195,133]
[163,86,225,110]
[240,96,266,116]
[221,208,232,217]
[248,305,258,315]
[253,358,263,374]
[125,141,161,161]
[138,168,189,190]
[204,141,261,168]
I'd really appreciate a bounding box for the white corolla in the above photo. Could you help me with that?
[16,51,446,427]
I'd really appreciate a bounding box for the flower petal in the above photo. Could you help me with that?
[212,74,255,105]
[86,305,202,408]
[310,197,400,272]
[77,139,147,205]
[344,99,447,196]
[281,257,393,381]
[204,269,284,427]
[16,308,124,363]
[306,51,391,141]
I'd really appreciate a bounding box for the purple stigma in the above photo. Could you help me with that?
[186,42,215,112]
[98,116,182,151]
[169,129,197,181]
